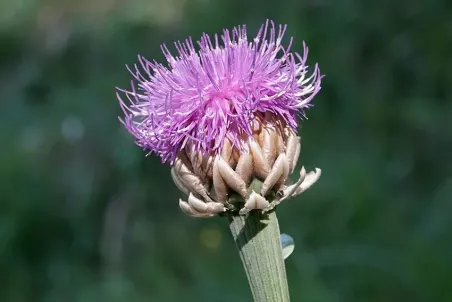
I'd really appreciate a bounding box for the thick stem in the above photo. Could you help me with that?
[228,210,290,302]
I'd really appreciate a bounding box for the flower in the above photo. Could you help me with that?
[117,20,322,164]
[117,20,323,217]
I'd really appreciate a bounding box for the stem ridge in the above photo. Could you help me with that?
[228,211,290,302]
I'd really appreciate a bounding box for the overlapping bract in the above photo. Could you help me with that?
[173,120,321,217]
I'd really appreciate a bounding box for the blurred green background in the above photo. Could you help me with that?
[1,0,452,301]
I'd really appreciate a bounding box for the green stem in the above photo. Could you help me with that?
[228,210,290,302]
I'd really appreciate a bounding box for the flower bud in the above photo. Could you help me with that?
[173,116,321,217]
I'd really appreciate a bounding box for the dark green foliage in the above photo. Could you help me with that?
[0,0,451,301]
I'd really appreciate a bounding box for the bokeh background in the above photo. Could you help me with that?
[1,0,452,301]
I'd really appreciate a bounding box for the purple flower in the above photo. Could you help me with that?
[117,20,322,164]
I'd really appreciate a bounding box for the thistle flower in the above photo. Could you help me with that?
[117,20,322,217]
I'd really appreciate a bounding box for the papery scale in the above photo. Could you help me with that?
[173,118,321,217]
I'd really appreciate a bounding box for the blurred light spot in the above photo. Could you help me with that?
[36,6,70,54]
[61,116,84,143]
[20,126,44,152]
[280,233,295,260]
[122,0,187,26]
[199,227,222,250]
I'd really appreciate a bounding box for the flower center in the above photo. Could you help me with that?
[204,86,245,114]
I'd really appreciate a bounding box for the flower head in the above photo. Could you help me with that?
[118,20,322,164]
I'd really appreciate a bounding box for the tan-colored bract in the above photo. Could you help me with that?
[172,117,321,217]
